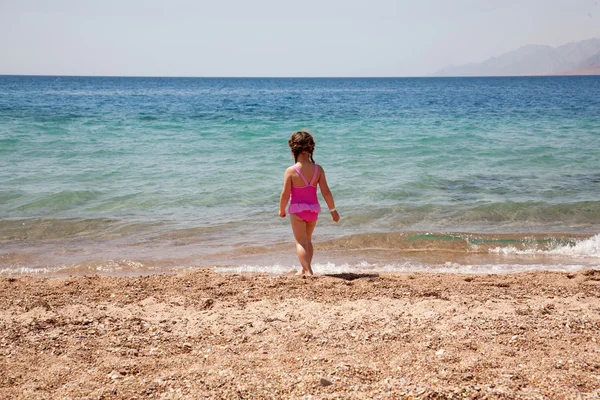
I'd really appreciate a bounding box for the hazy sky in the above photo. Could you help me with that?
[1,0,599,77]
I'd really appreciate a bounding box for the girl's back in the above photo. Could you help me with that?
[290,162,319,187]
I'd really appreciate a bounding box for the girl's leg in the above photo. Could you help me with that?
[290,214,314,275]
[306,219,317,264]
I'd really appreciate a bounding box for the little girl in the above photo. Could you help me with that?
[279,131,340,276]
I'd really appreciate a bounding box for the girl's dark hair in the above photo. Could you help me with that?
[288,131,315,163]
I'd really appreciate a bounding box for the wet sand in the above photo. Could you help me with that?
[1,269,599,399]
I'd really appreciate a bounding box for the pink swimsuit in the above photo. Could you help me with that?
[289,164,321,223]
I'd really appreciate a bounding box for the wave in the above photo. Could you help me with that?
[489,234,600,258]
[0,138,19,149]
[330,201,600,233]
[317,232,600,257]
[13,190,100,214]
[138,115,159,121]
[456,201,600,225]
[0,259,175,277]
[0,218,162,241]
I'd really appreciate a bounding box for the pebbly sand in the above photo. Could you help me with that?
[1,269,599,399]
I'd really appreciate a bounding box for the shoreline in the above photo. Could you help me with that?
[2,231,599,277]
[1,269,599,398]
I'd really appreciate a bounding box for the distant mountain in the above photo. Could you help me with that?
[433,38,600,76]
[557,51,600,75]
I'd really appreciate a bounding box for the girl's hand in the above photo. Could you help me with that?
[279,210,286,218]
[331,210,340,223]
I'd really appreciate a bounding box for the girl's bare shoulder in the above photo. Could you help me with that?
[284,166,296,177]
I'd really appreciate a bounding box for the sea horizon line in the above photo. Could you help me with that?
[2,73,599,79]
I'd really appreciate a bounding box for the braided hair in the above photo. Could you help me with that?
[288,131,315,163]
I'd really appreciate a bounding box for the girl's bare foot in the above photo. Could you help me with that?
[294,269,314,276]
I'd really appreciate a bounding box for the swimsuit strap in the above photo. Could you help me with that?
[292,165,309,186]
[309,164,319,186]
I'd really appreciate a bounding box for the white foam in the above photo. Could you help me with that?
[489,234,600,258]
[0,259,158,277]
[0,265,65,276]
[94,259,146,272]
[215,261,416,275]
[212,261,597,275]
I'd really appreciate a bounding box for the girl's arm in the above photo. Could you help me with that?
[318,167,340,222]
[279,168,293,218]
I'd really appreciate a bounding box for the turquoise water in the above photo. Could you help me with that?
[1,76,599,275]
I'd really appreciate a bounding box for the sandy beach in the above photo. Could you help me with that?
[1,269,599,399]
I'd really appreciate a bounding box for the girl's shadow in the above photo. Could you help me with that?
[323,273,379,281]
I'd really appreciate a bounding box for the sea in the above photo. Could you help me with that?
[1,75,599,276]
